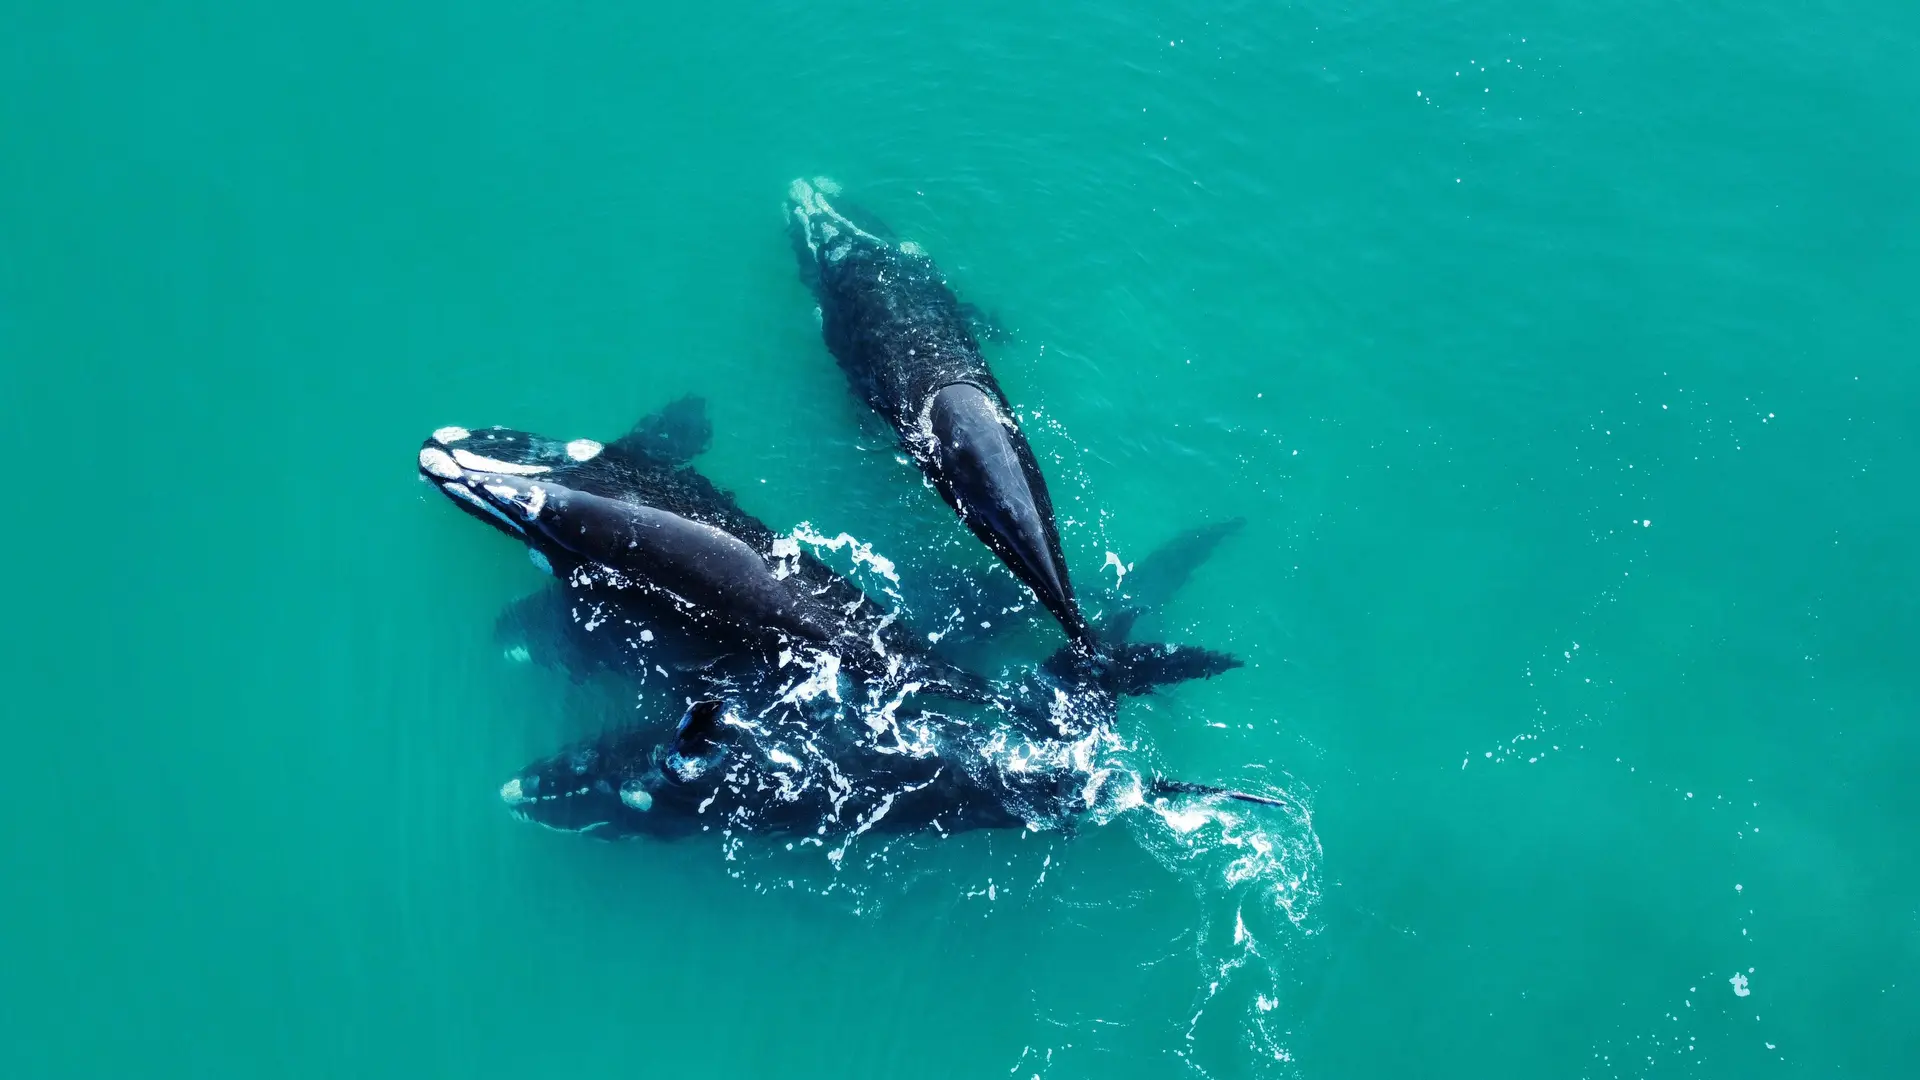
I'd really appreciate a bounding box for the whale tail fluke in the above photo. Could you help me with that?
[1148,777,1290,809]
[1105,641,1243,696]
[1040,636,1242,699]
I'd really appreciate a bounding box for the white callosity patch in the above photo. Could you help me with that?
[432,426,470,445]
[483,482,545,521]
[441,483,525,533]
[499,778,532,806]
[527,549,552,575]
[565,438,602,462]
[620,785,653,812]
[451,448,550,476]
[418,446,462,480]
[787,177,886,252]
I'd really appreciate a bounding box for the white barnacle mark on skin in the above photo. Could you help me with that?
[432,426,470,445]
[483,482,546,520]
[441,483,525,533]
[451,448,551,476]
[565,438,603,462]
[528,549,552,575]
[418,446,462,480]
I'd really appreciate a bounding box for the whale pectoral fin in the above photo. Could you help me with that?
[611,395,713,465]
[956,301,1013,345]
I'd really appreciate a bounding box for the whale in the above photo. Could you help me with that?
[786,178,1089,644]
[418,397,994,705]
[499,520,1259,845]
[500,693,1284,844]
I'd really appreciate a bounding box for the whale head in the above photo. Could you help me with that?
[418,425,613,547]
[500,700,741,840]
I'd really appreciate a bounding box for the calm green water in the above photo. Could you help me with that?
[4,2,1916,1077]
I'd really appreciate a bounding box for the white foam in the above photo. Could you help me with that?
[565,438,603,462]
[432,426,470,444]
[418,446,462,480]
[451,448,551,476]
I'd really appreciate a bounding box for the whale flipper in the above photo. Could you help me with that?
[611,395,712,466]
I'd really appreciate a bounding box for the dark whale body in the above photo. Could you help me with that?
[500,521,1264,846]
[418,398,992,704]
[501,691,1285,844]
[787,179,1087,644]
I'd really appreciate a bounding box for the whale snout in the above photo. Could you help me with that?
[418,426,579,541]
[787,176,891,274]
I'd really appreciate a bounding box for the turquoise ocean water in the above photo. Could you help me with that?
[4,2,1916,1077]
